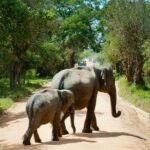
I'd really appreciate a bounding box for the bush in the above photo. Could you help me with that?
[0,98,13,115]
[118,77,150,113]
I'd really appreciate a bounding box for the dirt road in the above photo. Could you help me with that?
[0,81,150,150]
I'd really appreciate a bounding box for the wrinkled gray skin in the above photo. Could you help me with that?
[52,66,121,134]
[23,89,75,145]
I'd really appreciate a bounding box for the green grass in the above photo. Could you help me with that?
[118,76,150,113]
[0,78,49,114]
[0,98,13,114]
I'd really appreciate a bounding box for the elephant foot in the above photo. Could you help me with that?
[82,128,92,133]
[58,132,62,137]
[92,126,99,131]
[62,130,69,135]
[52,137,59,141]
[35,138,41,143]
[23,139,31,145]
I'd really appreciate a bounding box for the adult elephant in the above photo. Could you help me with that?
[52,66,121,134]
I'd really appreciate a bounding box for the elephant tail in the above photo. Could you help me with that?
[26,99,35,121]
[26,95,40,120]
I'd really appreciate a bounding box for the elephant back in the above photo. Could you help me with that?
[52,69,70,89]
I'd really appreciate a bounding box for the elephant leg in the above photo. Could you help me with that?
[23,116,39,145]
[34,130,41,143]
[91,113,99,131]
[82,91,97,133]
[23,127,32,145]
[52,112,60,141]
[57,126,62,137]
[23,119,36,145]
[60,111,70,135]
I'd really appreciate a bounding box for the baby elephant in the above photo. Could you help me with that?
[23,89,75,145]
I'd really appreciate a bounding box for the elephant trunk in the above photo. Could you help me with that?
[109,85,121,118]
[69,106,76,133]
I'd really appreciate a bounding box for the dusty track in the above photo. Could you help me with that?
[0,81,150,150]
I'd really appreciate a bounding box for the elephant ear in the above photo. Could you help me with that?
[58,90,72,112]
[101,69,107,86]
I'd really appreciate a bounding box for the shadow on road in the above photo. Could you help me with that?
[0,131,147,150]
[75,131,147,140]
[0,111,26,128]
[42,137,96,145]
[0,138,96,150]
[0,144,42,150]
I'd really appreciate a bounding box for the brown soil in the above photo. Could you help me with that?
[0,81,150,150]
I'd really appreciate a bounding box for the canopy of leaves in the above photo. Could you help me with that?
[102,0,150,84]
[0,0,104,89]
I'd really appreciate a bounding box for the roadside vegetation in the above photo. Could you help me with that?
[103,1,150,113]
[0,74,48,114]
[118,76,150,113]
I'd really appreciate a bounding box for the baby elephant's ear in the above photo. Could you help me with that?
[61,91,67,104]
[58,90,69,106]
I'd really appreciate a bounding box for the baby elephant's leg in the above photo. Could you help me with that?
[23,117,40,145]
[52,112,61,141]
[23,119,36,145]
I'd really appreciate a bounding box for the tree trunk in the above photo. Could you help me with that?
[123,58,134,84]
[10,62,22,89]
[133,56,144,85]
[10,71,17,90]
[116,62,123,74]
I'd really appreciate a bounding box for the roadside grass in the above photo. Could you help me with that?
[0,78,49,114]
[118,76,150,113]
[0,98,13,114]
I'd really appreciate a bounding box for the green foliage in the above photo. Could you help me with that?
[0,78,47,99]
[77,50,95,60]
[25,69,37,79]
[103,34,121,63]
[0,77,48,114]
[95,51,106,65]
[118,77,150,113]
[143,39,150,77]
[53,0,103,67]
[102,0,150,84]
[77,50,106,66]
[0,98,13,114]
[0,0,104,86]
[113,70,121,80]
[0,0,58,88]
[36,41,64,76]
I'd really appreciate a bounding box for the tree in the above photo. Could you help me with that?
[0,0,105,88]
[0,0,56,89]
[36,41,64,77]
[102,0,150,84]
[51,0,103,67]
[143,39,150,80]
